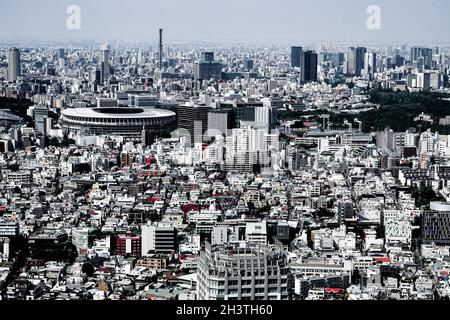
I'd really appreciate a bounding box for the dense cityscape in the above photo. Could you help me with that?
[1,28,450,302]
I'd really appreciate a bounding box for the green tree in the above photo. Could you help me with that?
[411,185,443,208]
[82,262,95,277]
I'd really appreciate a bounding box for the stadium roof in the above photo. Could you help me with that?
[61,107,175,119]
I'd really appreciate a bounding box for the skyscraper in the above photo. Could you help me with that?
[411,46,421,62]
[410,46,433,69]
[346,47,356,75]
[201,52,214,62]
[301,50,318,82]
[330,52,345,68]
[178,104,211,145]
[7,47,20,81]
[422,48,433,69]
[194,52,222,81]
[355,47,367,76]
[291,46,302,68]
[417,72,431,92]
[364,52,377,80]
[33,105,49,136]
[224,125,278,173]
[243,58,254,71]
[347,47,366,76]
[57,48,65,59]
[99,43,110,83]
[207,109,235,138]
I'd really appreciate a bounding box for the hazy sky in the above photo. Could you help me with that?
[0,0,448,44]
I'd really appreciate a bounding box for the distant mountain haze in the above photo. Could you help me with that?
[0,0,448,44]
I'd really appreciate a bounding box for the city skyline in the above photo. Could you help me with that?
[2,0,450,306]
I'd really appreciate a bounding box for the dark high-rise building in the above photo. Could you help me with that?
[33,105,49,136]
[28,229,71,261]
[227,101,264,128]
[410,46,427,63]
[243,58,254,71]
[57,48,65,59]
[142,127,158,146]
[90,67,101,83]
[393,55,405,67]
[194,52,222,81]
[422,202,450,244]
[410,46,433,69]
[346,47,356,74]
[422,48,433,69]
[301,50,318,82]
[178,104,211,145]
[291,46,303,68]
[276,221,290,243]
[330,52,345,67]
[346,47,366,76]
[338,201,354,223]
[194,62,222,81]
[7,47,20,81]
[99,43,110,83]
[201,52,214,62]
[355,47,367,76]
[411,46,420,62]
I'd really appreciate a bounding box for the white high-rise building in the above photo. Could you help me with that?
[211,225,229,245]
[244,97,280,133]
[197,241,293,300]
[418,130,438,155]
[245,221,267,244]
[224,125,278,172]
[364,52,377,80]
[204,135,225,164]
[71,227,90,253]
[417,72,431,92]
[405,130,418,147]
[141,222,177,256]
[438,135,450,156]
[207,110,230,137]
[255,105,270,128]
[430,72,443,89]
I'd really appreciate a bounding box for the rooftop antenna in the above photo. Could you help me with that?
[159,28,163,70]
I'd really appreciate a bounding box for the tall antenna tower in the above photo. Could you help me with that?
[159,28,163,69]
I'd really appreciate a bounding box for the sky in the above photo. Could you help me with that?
[0,0,448,44]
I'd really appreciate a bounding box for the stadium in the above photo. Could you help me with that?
[59,107,176,141]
